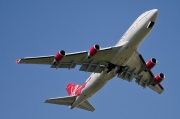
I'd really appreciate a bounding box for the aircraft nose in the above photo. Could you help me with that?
[152,9,158,15]
[150,9,158,21]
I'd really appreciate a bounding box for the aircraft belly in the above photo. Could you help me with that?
[110,46,136,66]
[83,72,115,96]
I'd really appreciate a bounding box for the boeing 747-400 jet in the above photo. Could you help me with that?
[16,9,165,112]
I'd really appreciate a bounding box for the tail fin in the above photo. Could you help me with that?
[45,83,94,112]
[66,83,84,96]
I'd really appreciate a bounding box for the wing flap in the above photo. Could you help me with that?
[79,63,105,73]
[50,62,77,69]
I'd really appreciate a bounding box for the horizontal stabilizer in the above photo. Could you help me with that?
[45,96,76,106]
[45,96,95,112]
[77,100,95,112]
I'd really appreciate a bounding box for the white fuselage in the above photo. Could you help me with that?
[71,9,158,108]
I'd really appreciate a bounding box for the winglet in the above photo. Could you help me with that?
[16,59,20,64]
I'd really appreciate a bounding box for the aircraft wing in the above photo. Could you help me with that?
[17,46,122,73]
[117,51,164,94]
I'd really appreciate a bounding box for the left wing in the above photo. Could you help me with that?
[117,51,165,94]
[17,45,122,73]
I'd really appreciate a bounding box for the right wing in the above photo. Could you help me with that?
[17,46,122,73]
[117,51,164,94]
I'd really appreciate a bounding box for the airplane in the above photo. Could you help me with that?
[16,9,165,112]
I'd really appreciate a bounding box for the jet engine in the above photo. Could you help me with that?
[88,44,100,58]
[154,73,165,84]
[54,50,66,62]
[146,58,157,70]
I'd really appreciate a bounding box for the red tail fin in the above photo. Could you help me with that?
[66,83,84,96]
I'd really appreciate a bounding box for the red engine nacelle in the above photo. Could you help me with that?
[88,44,100,58]
[154,73,165,84]
[146,58,157,70]
[54,50,66,62]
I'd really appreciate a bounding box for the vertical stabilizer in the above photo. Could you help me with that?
[66,83,84,96]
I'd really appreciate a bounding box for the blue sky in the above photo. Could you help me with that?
[1,0,180,119]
